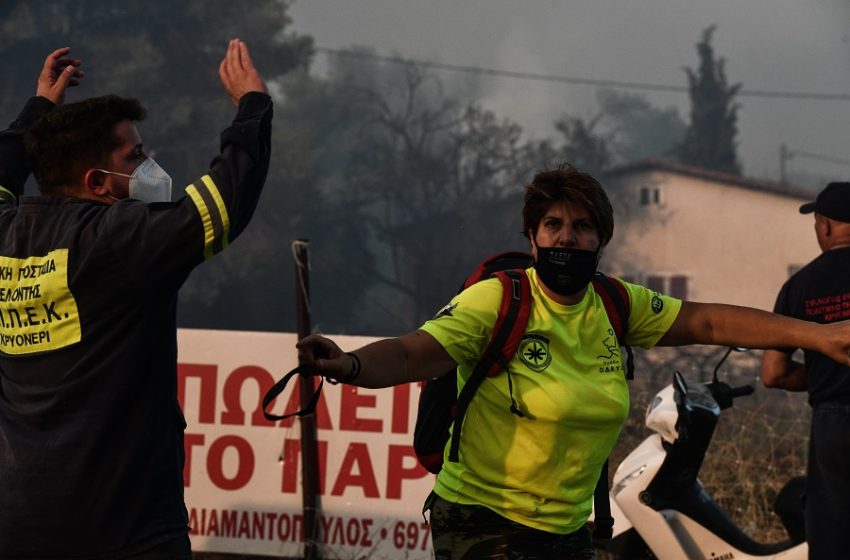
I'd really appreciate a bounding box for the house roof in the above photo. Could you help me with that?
[602,158,814,201]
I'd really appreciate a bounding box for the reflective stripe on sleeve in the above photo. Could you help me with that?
[0,185,17,204]
[186,174,230,260]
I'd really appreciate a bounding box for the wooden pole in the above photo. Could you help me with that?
[292,239,322,560]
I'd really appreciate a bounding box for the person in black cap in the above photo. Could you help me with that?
[761,181,850,559]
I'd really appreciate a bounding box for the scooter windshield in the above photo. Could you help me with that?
[685,383,720,413]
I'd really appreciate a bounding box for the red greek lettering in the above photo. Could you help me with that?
[291,514,303,542]
[207,508,220,536]
[221,509,238,537]
[207,435,255,490]
[328,516,345,544]
[221,365,277,426]
[386,444,429,499]
[251,511,268,539]
[346,518,361,545]
[361,518,374,547]
[339,386,382,432]
[331,442,379,497]
[238,510,251,538]
[277,512,291,540]
[186,509,391,547]
[264,512,278,540]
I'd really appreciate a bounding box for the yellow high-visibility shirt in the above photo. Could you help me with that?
[420,267,681,534]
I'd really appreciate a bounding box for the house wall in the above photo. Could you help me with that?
[603,170,819,311]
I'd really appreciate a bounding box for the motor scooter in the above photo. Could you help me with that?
[597,348,807,559]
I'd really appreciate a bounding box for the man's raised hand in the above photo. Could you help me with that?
[219,39,268,106]
[36,47,84,105]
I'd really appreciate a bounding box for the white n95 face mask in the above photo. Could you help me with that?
[128,158,172,203]
[97,158,173,203]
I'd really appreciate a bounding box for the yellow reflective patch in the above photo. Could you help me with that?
[0,184,17,203]
[0,249,81,355]
[186,183,215,260]
[200,175,230,250]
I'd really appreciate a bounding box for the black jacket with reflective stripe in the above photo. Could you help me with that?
[0,92,272,558]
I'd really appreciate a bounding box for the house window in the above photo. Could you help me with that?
[639,184,663,206]
[646,275,665,292]
[669,275,689,299]
[632,272,690,300]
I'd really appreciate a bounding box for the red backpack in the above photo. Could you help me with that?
[413,251,632,539]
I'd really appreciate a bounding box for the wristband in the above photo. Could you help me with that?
[329,352,362,384]
[346,352,362,382]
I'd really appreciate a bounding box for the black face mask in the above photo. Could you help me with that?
[534,246,599,297]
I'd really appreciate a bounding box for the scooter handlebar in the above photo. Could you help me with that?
[707,381,754,409]
[729,385,755,399]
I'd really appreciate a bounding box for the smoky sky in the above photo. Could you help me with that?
[290,0,850,188]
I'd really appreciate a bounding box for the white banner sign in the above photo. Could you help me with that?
[177,328,436,559]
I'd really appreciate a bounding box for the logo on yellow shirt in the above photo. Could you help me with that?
[597,328,624,374]
[652,293,664,313]
[518,334,551,371]
[596,329,622,360]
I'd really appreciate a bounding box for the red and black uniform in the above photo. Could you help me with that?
[0,92,272,558]
[772,247,850,559]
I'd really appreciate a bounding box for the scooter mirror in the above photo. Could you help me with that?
[712,347,749,383]
[672,371,690,442]
[673,370,689,401]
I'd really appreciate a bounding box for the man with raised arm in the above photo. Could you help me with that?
[0,41,270,558]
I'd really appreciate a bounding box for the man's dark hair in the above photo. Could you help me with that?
[521,163,614,247]
[25,95,146,195]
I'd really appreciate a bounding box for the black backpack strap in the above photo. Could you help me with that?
[448,269,531,463]
[592,459,614,540]
[262,366,324,421]
[591,273,634,380]
[462,252,534,289]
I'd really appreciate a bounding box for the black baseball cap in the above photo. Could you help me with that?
[799,182,850,223]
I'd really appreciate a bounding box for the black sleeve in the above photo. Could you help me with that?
[103,92,274,293]
[0,96,55,203]
[772,280,790,315]
[202,91,273,242]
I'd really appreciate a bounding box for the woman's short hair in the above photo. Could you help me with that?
[521,163,614,247]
